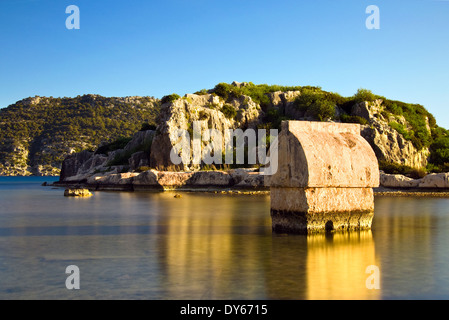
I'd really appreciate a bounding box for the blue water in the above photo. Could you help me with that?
[1,176,449,300]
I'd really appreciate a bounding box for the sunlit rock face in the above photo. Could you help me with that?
[268,121,379,234]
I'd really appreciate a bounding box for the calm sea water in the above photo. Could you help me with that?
[1,176,449,300]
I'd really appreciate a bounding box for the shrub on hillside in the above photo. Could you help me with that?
[161,93,181,105]
[294,89,336,121]
[340,114,369,125]
[220,104,237,119]
[352,88,377,103]
[379,160,426,178]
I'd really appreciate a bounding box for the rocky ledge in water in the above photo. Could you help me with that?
[64,188,93,197]
[380,172,449,188]
[373,171,449,197]
[54,168,267,192]
[53,169,449,194]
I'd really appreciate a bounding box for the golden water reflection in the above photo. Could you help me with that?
[305,231,379,300]
[155,193,380,299]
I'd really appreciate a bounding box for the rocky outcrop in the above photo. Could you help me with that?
[419,173,449,188]
[267,91,301,117]
[60,150,94,181]
[379,172,421,188]
[64,188,92,197]
[379,172,449,189]
[354,100,430,169]
[56,167,266,190]
[150,93,263,170]
[59,130,155,182]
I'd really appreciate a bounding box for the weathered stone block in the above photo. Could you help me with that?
[269,121,379,234]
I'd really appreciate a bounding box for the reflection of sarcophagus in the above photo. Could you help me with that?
[267,121,379,234]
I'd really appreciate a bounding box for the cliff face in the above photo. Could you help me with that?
[353,101,430,169]
[150,93,263,170]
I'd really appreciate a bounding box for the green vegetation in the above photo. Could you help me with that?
[427,127,449,172]
[352,88,377,103]
[261,108,291,130]
[379,160,427,179]
[389,122,412,140]
[294,89,336,121]
[2,82,449,175]
[340,114,369,125]
[161,93,181,105]
[213,82,303,110]
[194,89,209,95]
[220,104,237,119]
[0,95,159,170]
[381,99,435,150]
[106,136,152,167]
[211,83,445,171]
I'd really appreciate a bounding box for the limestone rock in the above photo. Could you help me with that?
[59,130,155,181]
[132,169,159,186]
[87,172,139,185]
[234,172,265,188]
[267,90,301,117]
[269,121,379,188]
[379,172,421,188]
[269,121,379,234]
[149,93,263,170]
[355,101,430,169]
[419,173,449,188]
[60,150,93,181]
[188,171,232,186]
[64,188,92,197]
[361,122,429,169]
[156,171,194,187]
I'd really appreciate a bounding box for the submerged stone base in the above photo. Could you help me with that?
[270,187,375,234]
[271,209,374,234]
[270,187,375,213]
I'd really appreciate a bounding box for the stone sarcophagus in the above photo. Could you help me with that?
[268,121,379,234]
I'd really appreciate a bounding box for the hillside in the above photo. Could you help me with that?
[0,95,160,175]
[2,82,449,177]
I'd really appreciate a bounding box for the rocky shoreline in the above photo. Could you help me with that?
[48,169,449,198]
[50,181,449,197]
[374,187,449,197]
[53,168,268,192]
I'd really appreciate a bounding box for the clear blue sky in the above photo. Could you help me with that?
[1,0,448,128]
